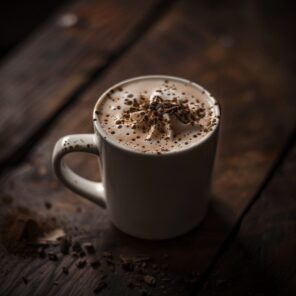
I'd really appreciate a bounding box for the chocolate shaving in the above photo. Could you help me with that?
[120,93,205,140]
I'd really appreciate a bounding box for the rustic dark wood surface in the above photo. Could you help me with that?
[0,0,166,169]
[0,0,295,295]
[200,137,296,296]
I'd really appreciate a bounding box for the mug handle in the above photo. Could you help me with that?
[52,134,106,208]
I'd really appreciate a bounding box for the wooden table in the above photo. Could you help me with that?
[0,0,295,295]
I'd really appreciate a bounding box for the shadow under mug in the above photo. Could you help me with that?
[52,75,220,240]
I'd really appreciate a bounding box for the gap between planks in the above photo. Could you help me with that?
[191,123,296,295]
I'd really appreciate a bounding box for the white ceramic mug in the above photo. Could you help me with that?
[52,75,220,240]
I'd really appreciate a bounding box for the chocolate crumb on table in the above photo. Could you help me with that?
[141,289,150,296]
[48,252,59,261]
[22,276,29,285]
[72,241,86,258]
[44,201,52,209]
[127,281,134,288]
[120,255,135,272]
[143,275,156,286]
[38,247,46,258]
[76,259,86,269]
[93,281,107,294]
[103,251,113,258]
[62,266,69,275]
[60,236,71,254]
[83,242,96,254]
[89,259,101,269]
[1,194,14,204]
[71,252,80,258]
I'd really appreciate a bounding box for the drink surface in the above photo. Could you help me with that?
[95,77,219,154]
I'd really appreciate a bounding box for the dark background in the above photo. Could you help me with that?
[0,0,68,58]
[0,0,295,61]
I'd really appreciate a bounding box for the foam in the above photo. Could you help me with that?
[95,77,219,154]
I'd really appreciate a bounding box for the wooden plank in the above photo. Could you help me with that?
[200,141,296,296]
[0,0,295,295]
[0,0,164,168]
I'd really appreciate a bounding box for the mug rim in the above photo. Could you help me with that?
[93,75,220,157]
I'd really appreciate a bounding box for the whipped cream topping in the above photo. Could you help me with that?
[119,91,207,141]
[95,77,219,154]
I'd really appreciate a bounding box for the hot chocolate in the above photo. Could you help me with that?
[95,77,219,154]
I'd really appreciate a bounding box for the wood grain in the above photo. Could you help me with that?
[200,141,296,296]
[0,0,164,168]
[0,0,295,295]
